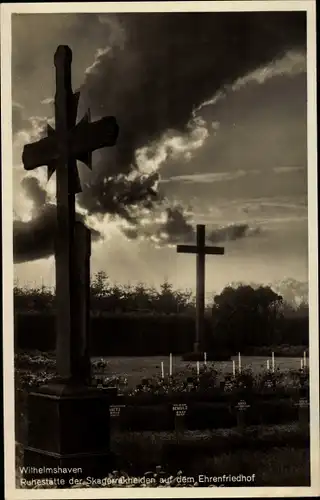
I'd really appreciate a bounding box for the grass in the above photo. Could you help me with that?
[110,423,309,474]
[70,447,310,488]
[193,448,309,487]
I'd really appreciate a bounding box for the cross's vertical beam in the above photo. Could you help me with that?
[176,225,224,355]
[195,224,205,353]
[72,221,92,382]
[54,46,79,380]
[22,44,120,481]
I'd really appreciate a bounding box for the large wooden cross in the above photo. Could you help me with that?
[177,224,224,353]
[22,45,119,381]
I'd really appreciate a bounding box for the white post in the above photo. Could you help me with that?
[204,352,207,366]
[161,361,164,379]
[267,359,270,371]
[238,352,241,374]
[196,360,200,377]
[271,352,275,373]
[300,358,303,370]
[232,360,236,377]
[303,351,307,369]
[169,353,173,377]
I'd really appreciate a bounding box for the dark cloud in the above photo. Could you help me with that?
[13,177,101,263]
[79,171,159,222]
[121,204,195,244]
[121,203,261,247]
[164,206,195,244]
[15,12,306,260]
[79,11,306,217]
[21,176,47,211]
[208,224,261,243]
[14,204,57,264]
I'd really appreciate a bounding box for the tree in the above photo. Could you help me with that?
[131,282,156,311]
[155,280,194,313]
[91,271,109,297]
[211,285,283,351]
[155,280,176,313]
[14,284,54,311]
[90,271,110,313]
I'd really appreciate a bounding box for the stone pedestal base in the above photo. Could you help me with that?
[21,382,115,487]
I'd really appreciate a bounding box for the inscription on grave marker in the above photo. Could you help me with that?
[109,405,126,433]
[235,399,251,429]
[110,405,126,418]
[236,400,251,411]
[172,403,188,417]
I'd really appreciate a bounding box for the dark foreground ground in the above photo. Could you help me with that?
[16,424,310,488]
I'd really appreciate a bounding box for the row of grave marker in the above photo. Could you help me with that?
[109,398,309,437]
[161,351,308,378]
[93,351,309,383]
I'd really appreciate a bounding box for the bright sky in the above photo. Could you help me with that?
[11,11,310,302]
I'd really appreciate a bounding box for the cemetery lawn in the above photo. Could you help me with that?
[92,355,305,388]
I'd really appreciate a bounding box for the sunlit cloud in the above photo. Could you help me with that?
[273,166,305,174]
[194,50,306,115]
[135,116,212,176]
[161,169,259,184]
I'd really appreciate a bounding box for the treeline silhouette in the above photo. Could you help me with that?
[15,271,308,316]
[15,271,195,314]
[14,272,309,354]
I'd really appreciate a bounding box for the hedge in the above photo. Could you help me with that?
[15,313,210,354]
[15,312,308,355]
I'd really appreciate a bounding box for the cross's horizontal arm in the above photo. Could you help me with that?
[22,116,118,172]
[23,135,57,171]
[69,115,119,158]
[176,245,225,255]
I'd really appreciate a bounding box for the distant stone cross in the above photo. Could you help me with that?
[177,224,224,353]
[22,45,119,381]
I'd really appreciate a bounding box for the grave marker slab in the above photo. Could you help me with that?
[296,397,310,428]
[172,403,188,440]
[263,376,276,393]
[235,399,251,429]
[110,404,126,433]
